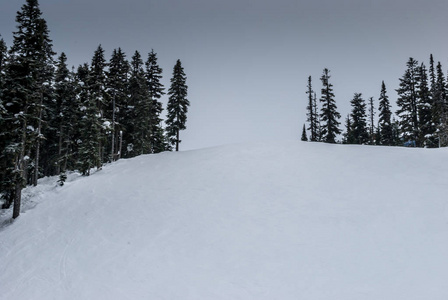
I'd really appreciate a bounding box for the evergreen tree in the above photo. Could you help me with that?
[89,45,108,165]
[319,68,341,143]
[349,93,369,144]
[313,92,321,141]
[42,53,69,177]
[0,37,13,209]
[106,48,129,161]
[391,117,401,146]
[127,51,151,156]
[0,37,6,93]
[166,59,189,151]
[429,54,436,91]
[433,62,448,146]
[378,81,393,145]
[416,63,437,147]
[367,97,375,144]
[2,0,55,218]
[342,114,353,144]
[396,58,419,146]
[145,49,167,153]
[52,53,79,175]
[77,64,101,175]
[301,124,308,141]
[306,76,318,141]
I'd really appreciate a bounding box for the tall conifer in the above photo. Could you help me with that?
[145,50,167,153]
[378,81,393,145]
[417,63,437,147]
[319,68,341,143]
[2,0,55,218]
[367,97,375,144]
[106,48,129,161]
[396,58,419,145]
[166,59,189,151]
[349,93,369,144]
[77,64,101,175]
[306,76,318,141]
[127,51,151,156]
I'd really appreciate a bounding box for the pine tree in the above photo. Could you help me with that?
[342,114,353,144]
[349,93,369,144]
[367,97,375,144]
[166,59,189,151]
[127,51,151,156]
[52,53,79,175]
[378,81,393,146]
[396,58,420,146]
[145,49,166,153]
[106,48,129,161]
[429,54,436,91]
[319,68,341,143]
[306,76,318,141]
[89,45,108,165]
[301,124,308,141]
[313,92,321,141]
[416,63,437,147]
[0,37,13,209]
[391,117,401,146]
[0,37,6,93]
[433,62,448,146]
[77,64,101,175]
[42,53,70,176]
[2,0,55,218]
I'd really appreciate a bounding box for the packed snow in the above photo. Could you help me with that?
[0,141,447,300]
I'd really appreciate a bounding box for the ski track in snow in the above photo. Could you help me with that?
[0,141,448,300]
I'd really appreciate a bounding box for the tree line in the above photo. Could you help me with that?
[302,57,448,148]
[0,0,190,219]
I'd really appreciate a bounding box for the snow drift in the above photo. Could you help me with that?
[1,141,447,299]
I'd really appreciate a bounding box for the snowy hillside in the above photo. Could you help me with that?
[1,141,447,300]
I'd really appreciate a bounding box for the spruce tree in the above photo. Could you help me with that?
[306,76,318,141]
[301,124,308,141]
[367,97,375,144]
[166,59,189,151]
[89,45,108,165]
[77,64,101,175]
[342,114,353,144]
[2,0,55,218]
[378,81,393,145]
[417,63,437,147]
[429,54,436,91]
[396,58,420,146]
[52,53,79,176]
[106,48,129,161]
[433,62,448,146]
[349,93,369,144]
[127,51,151,156]
[319,68,341,143]
[313,92,321,141]
[0,37,12,209]
[0,37,6,92]
[145,49,166,153]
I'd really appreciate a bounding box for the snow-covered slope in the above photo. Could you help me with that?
[1,142,447,300]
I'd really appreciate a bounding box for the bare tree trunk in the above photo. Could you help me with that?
[176,129,179,152]
[111,92,116,161]
[13,117,27,219]
[12,180,22,219]
[33,92,44,186]
[56,124,62,175]
[118,131,123,160]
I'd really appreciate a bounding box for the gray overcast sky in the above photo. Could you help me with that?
[1,0,448,150]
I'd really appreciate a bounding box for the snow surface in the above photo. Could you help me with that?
[1,141,448,300]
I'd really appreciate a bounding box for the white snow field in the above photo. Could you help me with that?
[1,141,448,300]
